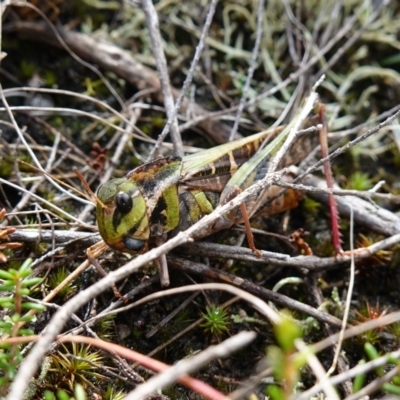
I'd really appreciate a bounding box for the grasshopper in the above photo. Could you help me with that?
[96,107,320,285]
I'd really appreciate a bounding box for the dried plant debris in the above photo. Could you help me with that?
[1,0,400,399]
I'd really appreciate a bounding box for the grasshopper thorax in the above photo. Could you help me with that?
[96,178,150,254]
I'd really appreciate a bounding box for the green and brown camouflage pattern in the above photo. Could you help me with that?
[96,112,319,253]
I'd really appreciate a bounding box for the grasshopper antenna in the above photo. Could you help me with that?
[73,168,108,209]
[19,160,95,204]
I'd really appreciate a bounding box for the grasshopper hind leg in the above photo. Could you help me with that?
[216,185,262,257]
[239,201,262,257]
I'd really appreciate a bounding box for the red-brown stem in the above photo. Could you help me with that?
[318,104,342,254]
[0,335,228,400]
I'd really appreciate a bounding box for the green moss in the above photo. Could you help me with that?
[44,70,57,86]
[95,315,115,340]
[200,305,230,336]
[20,60,36,79]
[47,267,77,298]
[343,172,373,191]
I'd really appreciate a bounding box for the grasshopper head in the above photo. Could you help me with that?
[96,178,150,254]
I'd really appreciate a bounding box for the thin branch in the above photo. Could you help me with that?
[147,0,219,160]
[0,86,93,206]
[9,129,61,217]
[178,0,371,131]
[294,339,339,400]
[75,106,143,224]
[1,334,227,400]
[296,351,400,400]
[274,177,400,203]
[87,283,281,326]
[344,367,399,400]
[0,103,204,153]
[1,86,131,125]
[313,311,400,355]
[326,207,355,378]
[8,222,400,271]
[126,331,256,400]
[5,21,235,144]
[0,179,94,228]
[7,233,283,400]
[141,0,183,156]
[302,175,400,237]
[11,0,126,109]
[330,103,400,139]
[296,108,400,181]
[316,0,389,79]
[238,312,400,400]
[169,257,343,327]
[145,292,199,338]
[7,97,400,397]
[267,86,320,174]
[228,0,264,141]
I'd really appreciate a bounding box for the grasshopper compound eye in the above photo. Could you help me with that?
[116,191,133,214]
[123,236,145,251]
